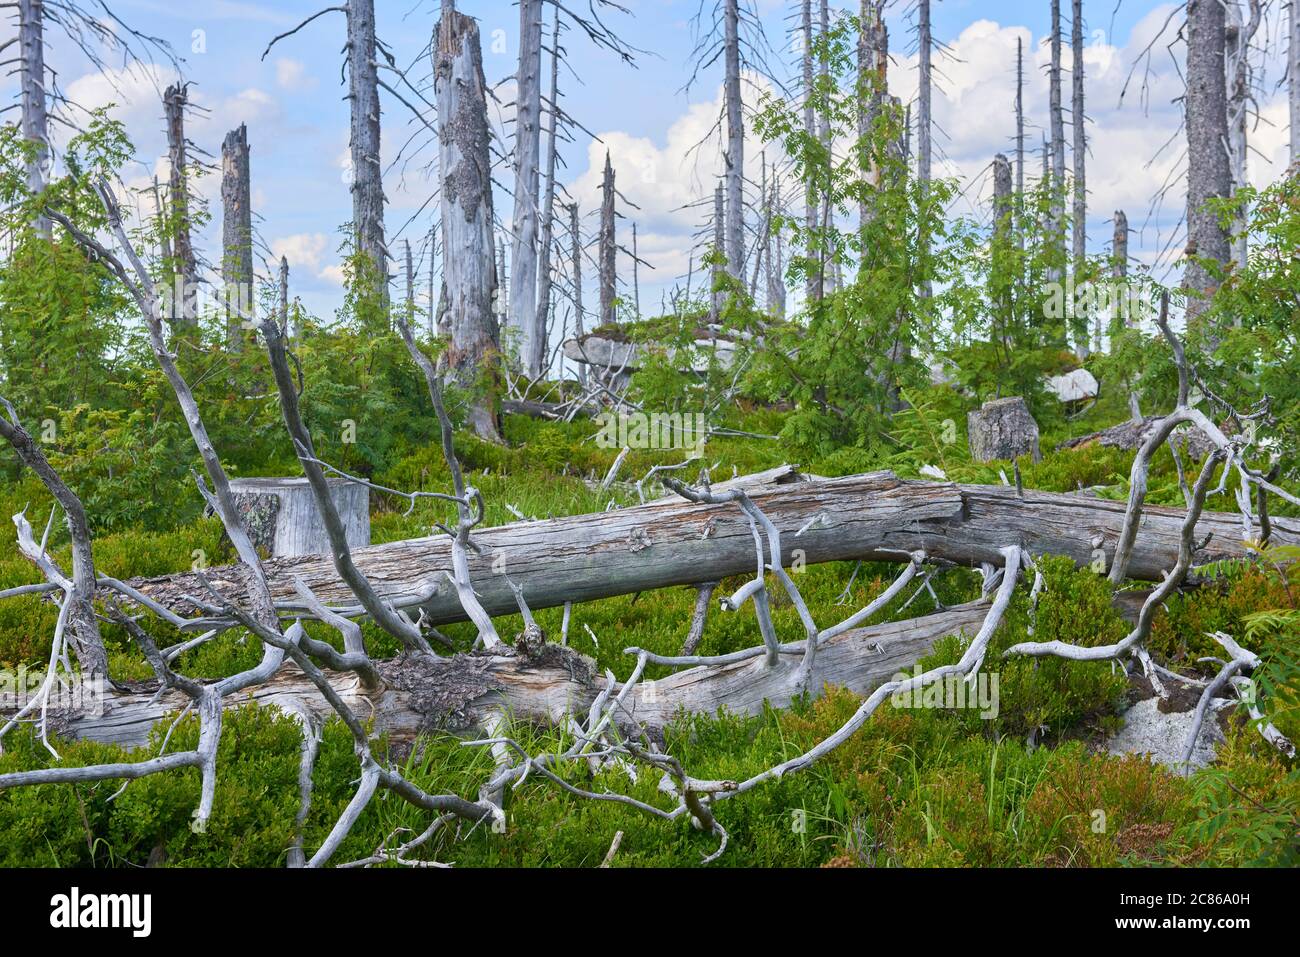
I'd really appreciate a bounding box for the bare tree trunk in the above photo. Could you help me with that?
[221,124,253,353]
[858,0,887,236]
[631,222,641,318]
[1225,1,1261,274]
[435,2,501,442]
[18,0,49,237]
[428,225,437,339]
[917,0,933,305]
[532,6,562,379]
[1048,0,1066,284]
[598,152,617,327]
[164,83,198,335]
[1015,36,1024,201]
[497,236,508,330]
[405,239,414,316]
[818,0,835,295]
[801,0,820,303]
[711,181,726,321]
[1291,0,1299,165]
[723,0,744,280]
[512,0,544,376]
[769,176,786,320]
[347,0,388,308]
[569,203,584,338]
[993,154,1013,244]
[1184,0,1232,331]
[130,471,1300,625]
[279,255,291,340]
[1072,0,1089,357]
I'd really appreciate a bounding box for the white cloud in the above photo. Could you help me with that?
[274,58,317,93]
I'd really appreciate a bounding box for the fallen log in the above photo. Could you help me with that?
[124,471,1296,626]
[10,603,990,750]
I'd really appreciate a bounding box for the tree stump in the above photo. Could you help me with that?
[226,478,370,559]
[967,397,1041,463]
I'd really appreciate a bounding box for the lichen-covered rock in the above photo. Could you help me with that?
[967,397,1041,463]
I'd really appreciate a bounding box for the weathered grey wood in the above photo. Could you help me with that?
[347,0,388,304]
[127,471,1298,625]
[436,2,501,441]
[1184,0,1232,328]
[1015,36,1024,210]
[511,0,544,375]
[15,603,991,750]
[18,0,49,237]
[1048,0,1066,283]
[1292,0,1299,164]
[723,0,744,280]
[221,124,253,352]
[967,397,1040,463]
[228,477,370,559]
[711,181,726,320]
[801,0,819,303]
[598,152,617,326]
[1071,0,1088,355]
[532,6,562,378]
[163,82,198,332]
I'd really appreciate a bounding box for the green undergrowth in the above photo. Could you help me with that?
[0,407,1296,867]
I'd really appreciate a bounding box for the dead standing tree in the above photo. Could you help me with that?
[1184,0,1232,330]
[221,124,254,353]
[263,0,435,309]
[1071,0,1089,355]
[435,2,502,443]
[163,82,200,336]
[506,0,638,378]
[7,0,176,237]
[598,151,617,327]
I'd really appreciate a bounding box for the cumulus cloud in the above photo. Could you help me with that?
[274,58,317,93]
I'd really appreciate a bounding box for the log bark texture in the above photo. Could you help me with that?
[435,5,501,441]
[1184,0,1232,328]
[14,603,991,750]
[221,124,253,352]
[125,471,1298,625]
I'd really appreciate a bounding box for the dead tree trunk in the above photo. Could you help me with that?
[435,2,501,442]
[18,0,49,237]
[1071,0,1089,354]
[1225,1,1261,273]
[723,0,745,280]
[347,0,388,307]
[127,471,1298,627]
[818,0,835,295]
[568,202,586,385]
[801,0,820,303]
[1015,36,1025,203]
[598,152,617,327]
[221,124,254,353]
[1184,0,1232,330]
[768,176,786,320]
[711,181,726,321]
[164,83,198,335]
[917,0,933,304]
[1291,0,1299,164]
[10,601,991,751]
[858,0,887,235]
[533,7,562,379]
[992,156,1013,250]
[1048,0,1066,284]
[512,0,544,376]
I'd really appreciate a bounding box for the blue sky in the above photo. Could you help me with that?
[8,0,1295,327]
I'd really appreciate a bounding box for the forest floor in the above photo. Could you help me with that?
[0,389,1296,868]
